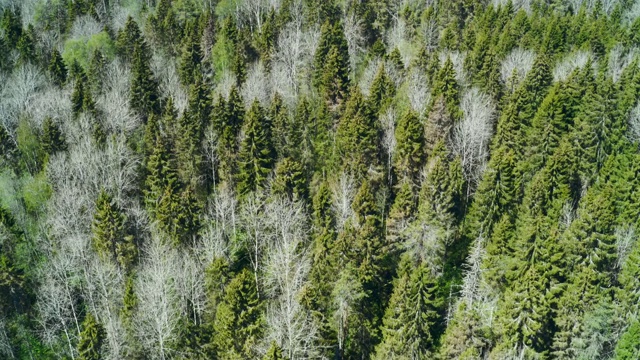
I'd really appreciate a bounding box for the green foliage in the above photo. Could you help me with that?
[336,87,379,176]
[211,269,264,359]
[130,41,160,119]
[272,157,308,201]
[62,31,115,70]
[92,189,137,270]
[236,100,275,195]
[393,110,424,183]
[77,313,105,360]
[48,49,67,86]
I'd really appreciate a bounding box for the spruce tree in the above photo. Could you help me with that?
[42,117,67,157]
[368,63,395,117]
[178,19,203,86]
[393,110,424,183]
[433,57,461,120]
[92,189,137,270]
[272,157,308,201]
[77,312,105,360]
[48,49,67,86]
[130,41,160,119]
[263,342,286,360]
[374,257,441,359]
[236,100,275,195]
[336,87,379,176]
[212,269,264,359]
[116,16,143,63]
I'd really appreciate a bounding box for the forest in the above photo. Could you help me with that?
[2,0,640,359]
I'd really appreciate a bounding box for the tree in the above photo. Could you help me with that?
[616,319,640,360]
[116,16,143,63]
[42,117,67,157]
[272,157,308,201]
[374,257,441,359]
[263,342,286,360]
[77,313,105,360]
[336,87,380,176]
[433,57,461,120]
[236,100,276,195]
[49,49,67,86]
[178,19,203,86]
[212,269,264,359]
[130,41,160,119]
[368,63,395,117]
[393,110,424,183]
[92,189,137,270]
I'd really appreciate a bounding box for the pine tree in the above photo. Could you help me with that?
[336,87,379,176]
[92,189,137,270]
[393,110,424,183]
[272,157,308,201]
[77,312,105,360]
[212,269,264,359]
[48,49,67,86]
[236,100,276,195]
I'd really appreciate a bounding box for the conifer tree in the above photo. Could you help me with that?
[92,189,137,270]
[130,41,160,119]
[433,57,461,120]
[77,312,105,360]
[272,157,308,201]
[16,24,36,64]
[322,46,350,106]
[263,342,285,360]
[88,49,106,94]
[368,63,395,117]
[1,8,22,47]
[424,96,453,157]
[236,100,276,195]
[116,16,144,62]
[336,87,379,176]
[48,49,67,86]
[212,269,264,359]
[42,117,67,157]
[374,257,441,359]
[178,19,203,86]
[616,320,640,360]
[393,110,424,183]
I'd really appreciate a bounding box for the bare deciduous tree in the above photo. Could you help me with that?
[609,45,640,83]
[263,198,318,358]
[379,107,397,183]
[452,88,496,191]
[501,48,535,90]
[134,235,182,360]
[405,69,430,115]
[553,50,593,83]
[342,11,365,75]
[240,193,269,297]
[242,61,271,107]
[331,172,356,231]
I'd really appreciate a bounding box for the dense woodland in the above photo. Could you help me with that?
[3,0,640,359]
